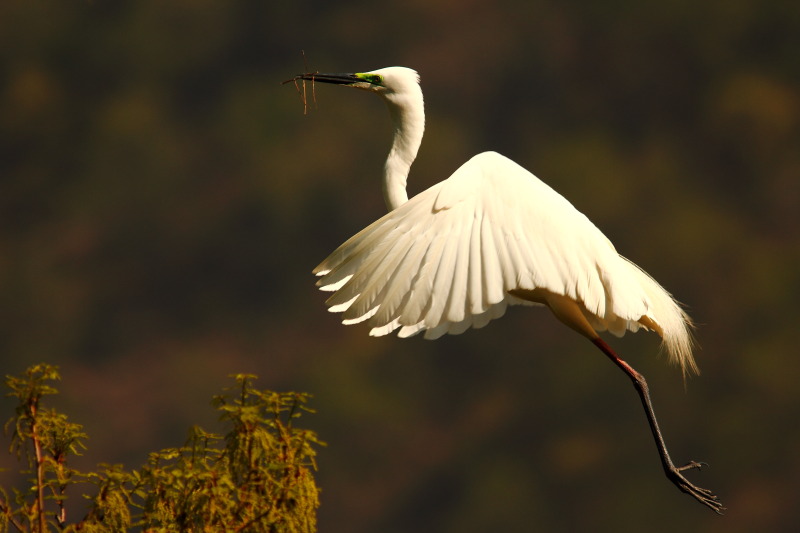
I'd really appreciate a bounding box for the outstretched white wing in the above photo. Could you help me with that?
[314,151,651,340]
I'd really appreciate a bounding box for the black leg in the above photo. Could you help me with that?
[591,337,724,514]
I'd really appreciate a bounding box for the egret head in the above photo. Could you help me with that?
[297,67,422,109]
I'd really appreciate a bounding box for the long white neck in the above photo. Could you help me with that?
[381,89,425,211]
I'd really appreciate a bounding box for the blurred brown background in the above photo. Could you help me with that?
[1,1,798,531]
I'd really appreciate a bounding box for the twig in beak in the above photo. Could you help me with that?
[281,51,318,115]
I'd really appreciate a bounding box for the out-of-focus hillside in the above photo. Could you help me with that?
[2,1,798,531]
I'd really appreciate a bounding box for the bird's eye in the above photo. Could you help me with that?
[362,74,383,86]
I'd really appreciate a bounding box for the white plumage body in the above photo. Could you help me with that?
[315,150,693,372]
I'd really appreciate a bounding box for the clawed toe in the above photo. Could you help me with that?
[677,460,709,472]
[686,483,724,513]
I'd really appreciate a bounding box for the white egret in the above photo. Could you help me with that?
[290,66,722,513]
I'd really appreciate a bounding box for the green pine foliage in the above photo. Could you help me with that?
[0,365,323,532]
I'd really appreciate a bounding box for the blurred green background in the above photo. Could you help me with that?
[2,1,798,531]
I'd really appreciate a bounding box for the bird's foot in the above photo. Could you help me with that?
[667,461,725,514]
